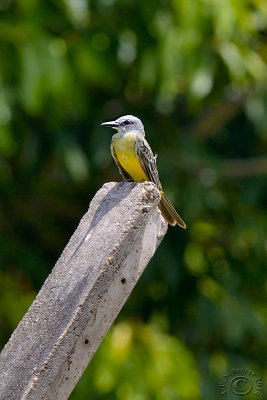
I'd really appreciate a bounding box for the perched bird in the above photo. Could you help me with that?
[101,115,186,228]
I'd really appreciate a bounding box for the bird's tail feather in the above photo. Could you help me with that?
[158,191,186,229]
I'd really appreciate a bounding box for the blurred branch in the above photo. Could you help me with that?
[179,156,267,179]
[219,157,267,178]
[190,96,247,140]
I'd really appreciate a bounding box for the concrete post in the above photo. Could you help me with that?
[0,181,167,400]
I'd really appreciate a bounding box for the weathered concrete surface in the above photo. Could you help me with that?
[0,181,167,400]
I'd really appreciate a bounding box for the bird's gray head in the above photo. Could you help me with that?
[101,115,145,136]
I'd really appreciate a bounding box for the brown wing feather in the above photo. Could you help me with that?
[135,134,162,190]
[135,134,186,228]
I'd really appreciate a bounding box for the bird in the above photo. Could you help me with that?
[101,115,186,228]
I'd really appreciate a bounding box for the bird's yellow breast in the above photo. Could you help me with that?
[112,132,147,182]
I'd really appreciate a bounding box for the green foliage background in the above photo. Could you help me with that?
[0,0,267,398]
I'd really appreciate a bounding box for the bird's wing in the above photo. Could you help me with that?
[110,141,133,181]
[135,134,162,190]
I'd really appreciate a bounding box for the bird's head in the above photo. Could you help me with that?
[101,115,145,135]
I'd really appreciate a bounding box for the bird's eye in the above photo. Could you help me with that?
[123,120,131,126]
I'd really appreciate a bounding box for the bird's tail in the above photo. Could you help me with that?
[158,191,186,229]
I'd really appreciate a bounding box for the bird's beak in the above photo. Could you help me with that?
[101,121,119,128]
